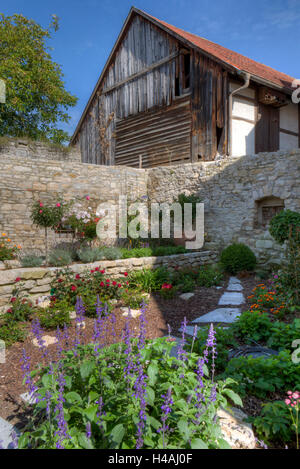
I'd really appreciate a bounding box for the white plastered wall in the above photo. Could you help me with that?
[279,103,299,150]
[230,83,256,156]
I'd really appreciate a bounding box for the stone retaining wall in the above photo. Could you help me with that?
[0,250,217,311]
[147,149,300,266]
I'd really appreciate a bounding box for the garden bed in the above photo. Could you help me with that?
[0,250,217,311]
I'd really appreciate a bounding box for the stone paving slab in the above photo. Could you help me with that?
[227,282,244,292]
[179,293,195,301]
[178,325,198,337]
[218,292,245,306]
[192,308,241,324]
[0,416,19,449]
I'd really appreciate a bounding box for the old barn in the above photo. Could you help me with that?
[71,7,300,167]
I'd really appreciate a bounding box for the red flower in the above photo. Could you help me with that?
[112,281,117,286]
[91,270,95,274]
[124,272,128,277]
[75,274,80,279]
[100,281,105,287]
[100,270,105,274]
[15,277,21,282]
[10,297,17,303]
[126,281,129,285]
[106,279,110,283]
[162,283,172,290]
[6,308,12,313]
[117,283,122,288]
[71,285,77,292]
[58,278,63,283]
[56,203,61,207]
[95,267,99,272]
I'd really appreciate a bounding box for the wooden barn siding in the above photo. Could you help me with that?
[191,52,228,161]
[115,96,191,167]
[78,15,179,165]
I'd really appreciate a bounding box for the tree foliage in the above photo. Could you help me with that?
[0,13,77,143]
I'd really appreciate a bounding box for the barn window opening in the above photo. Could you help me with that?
[183,53,190,90]
[255,196,285,228]
[216,125,223,151]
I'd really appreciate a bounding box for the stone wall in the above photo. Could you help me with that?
[0,153,147,252]
[0,138,299,267]
[0,138,81,162]
[0,250,216,311]
[147,149,300,266]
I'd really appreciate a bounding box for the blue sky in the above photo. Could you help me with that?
[2,0,300,136]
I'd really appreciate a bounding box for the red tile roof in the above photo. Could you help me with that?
[148,13,295,90]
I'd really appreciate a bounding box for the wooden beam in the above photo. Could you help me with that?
[102,52,179,94]
[280,128,299,137]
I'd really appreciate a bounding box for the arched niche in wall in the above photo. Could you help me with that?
[255,196,285,228]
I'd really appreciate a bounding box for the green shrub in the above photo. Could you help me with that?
[191,326,238,372]
[220,243,256,274]
[121,290,148,309]
[197,266,223,287]
[250,401,299,445]
[222,351,300,398]
[20,254,44,267]
[49,249,72,267]
[128,267,171,293]
[231,311,273,343]
[19,336,240,449]
[267,319,300,352]
[121,247,153,259]
[101,247,123,260]
[269,209,300,245]
[179,276,196,293]
[77,247,98,263]
[37,300,72,329]
[0,321,27,346]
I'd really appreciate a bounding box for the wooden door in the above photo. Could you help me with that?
[256,103,279,153]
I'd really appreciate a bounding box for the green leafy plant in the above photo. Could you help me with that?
[0,233,21,261]
[49,249,72,267]
[197,266,223,287]
[20,254,44,267]
[269,210,300,246]
[231,311,273,344]
[220,243,256,274]
[251,400,299,446]
[222,351,300,398]
[0,320,26,346]
[101,247,123,260]
[37,300,72,329]
[19,334,240,449]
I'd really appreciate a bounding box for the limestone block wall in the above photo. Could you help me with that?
[0,153,147,252]
[0,138,81,162]
[147,149,300,265]
[0,250,216,311]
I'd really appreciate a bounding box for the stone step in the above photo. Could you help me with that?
[192,308,241,324]
[218,292,245,306]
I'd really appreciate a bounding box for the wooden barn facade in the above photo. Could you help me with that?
[71,7,300,167]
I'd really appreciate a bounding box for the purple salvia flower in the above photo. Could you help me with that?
[138,301,147,349]
[56,326,63,361]
[54,372,69,449]
[206,324,217,382]
[31,318,47,359]
[177,317,188,362]
[158,387,173,449]
[11,431,18,449]
[20,348,36,395]
[96,396,106,434]
[86,422,92,439]
[133,361,148,449]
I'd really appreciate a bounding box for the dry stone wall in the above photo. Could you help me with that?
[147,149,300,266]
[0,250,216,311]
[0,138,299,268]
